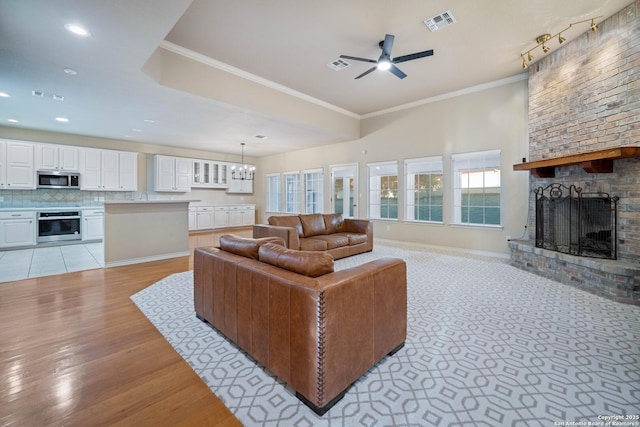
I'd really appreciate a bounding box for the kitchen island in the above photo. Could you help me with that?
[104,200,194,267]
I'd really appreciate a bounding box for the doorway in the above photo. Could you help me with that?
[331,164,358,218]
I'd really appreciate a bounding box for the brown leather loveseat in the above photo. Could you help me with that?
[194,235,407,415]
[253,213,373,259]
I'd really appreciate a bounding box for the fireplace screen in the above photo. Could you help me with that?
[535,183,618,259]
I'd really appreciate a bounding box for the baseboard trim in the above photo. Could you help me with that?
[376,238,509,260]
[105,251,189,268]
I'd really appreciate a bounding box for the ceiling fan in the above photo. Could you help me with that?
[340,34,434,79]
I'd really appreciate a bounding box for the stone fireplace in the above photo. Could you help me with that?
[508,1,640,305]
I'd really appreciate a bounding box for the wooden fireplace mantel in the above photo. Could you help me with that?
[513,147,640,178]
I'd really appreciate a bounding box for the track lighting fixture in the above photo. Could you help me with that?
[520,17,600,69]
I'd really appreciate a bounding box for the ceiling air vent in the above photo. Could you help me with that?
[424,10,456,32]
[327,58,350,71]
[32,90,65,101]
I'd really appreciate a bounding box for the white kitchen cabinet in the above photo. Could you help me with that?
[192,160,211,187]
[192,160,229,189]
[0,140,35,190]
[241,205,256,226]
[0,211,36,248]
[35,144,80,171]
[212,205,255,229]
[154,155,191,192]
[213,206,229,228]
[81,148,117,190]
[196,207,214,230]
[118,151,138,191]
[82,209,104,241]
[188,207,197,231]
[213,162,228,187]
[228,205,243,227]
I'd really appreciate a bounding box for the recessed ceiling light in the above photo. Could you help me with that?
[8,119,18,123]
[132,128,141,132]
[124,135,132,138]
[143,119,155,123]
[255,134,268,139]
[64,68,78,76]
[55,117,69,123]
[0,92,10,98]
[64,23,90,37]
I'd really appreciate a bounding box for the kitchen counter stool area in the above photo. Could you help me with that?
[0,242,104,283]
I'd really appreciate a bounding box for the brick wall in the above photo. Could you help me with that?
[526,0,640,264]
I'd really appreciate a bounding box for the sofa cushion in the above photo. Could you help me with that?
[268,215,304,237]
[334,232,368,246]
[300,214,327,237]
[299,237,328,251]
[323,213,345,234]
[219,235,285,260]
[258,243,334,277]
[308,234,349,249]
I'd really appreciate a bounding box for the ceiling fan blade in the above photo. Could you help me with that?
[392,49,434,64]
[388,64,407,79]
[340,55,377,64]
[355,66,377,79]
[381,34,395,57]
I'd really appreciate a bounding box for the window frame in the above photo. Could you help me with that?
[404,156,444,224]
[283,171,301,214]
[266,173,282,213]
[303,168,324,214]
[367,161,399,220]
[451,149,501,227]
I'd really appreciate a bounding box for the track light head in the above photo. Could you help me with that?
[542,44,550,53]
[558,34,566,44]
[527,52,534,62]
[590,19,598,31]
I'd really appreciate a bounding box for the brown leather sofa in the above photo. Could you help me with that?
[194,235,407,416]
[253,213,373,259]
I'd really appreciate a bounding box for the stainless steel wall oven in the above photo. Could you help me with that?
[37,211,82,243]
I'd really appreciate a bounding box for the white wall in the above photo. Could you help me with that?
[256,78,530,256]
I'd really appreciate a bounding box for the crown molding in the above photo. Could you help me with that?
[362,73,528,119]
[160,41,360,119]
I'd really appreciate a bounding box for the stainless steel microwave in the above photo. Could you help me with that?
[37,171,81,189]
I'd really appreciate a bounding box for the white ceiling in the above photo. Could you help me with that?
[0,0,632,157]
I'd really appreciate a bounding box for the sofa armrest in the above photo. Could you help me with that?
[253,224,300,250]
[290,257,406,408]
[344,218,372,235]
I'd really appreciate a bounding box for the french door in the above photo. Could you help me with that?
[331,164,358,218]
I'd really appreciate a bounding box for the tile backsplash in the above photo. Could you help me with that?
[0,189,138,208]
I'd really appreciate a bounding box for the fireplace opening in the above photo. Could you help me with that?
[534,183,618,260]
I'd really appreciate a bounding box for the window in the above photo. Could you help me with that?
[452,150,501,226]
[304,169,323,213]
[284,172,301,213]
[266,173,281,212]
[405,157,443,222]
[368,161,398,219]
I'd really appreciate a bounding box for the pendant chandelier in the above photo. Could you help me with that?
[231,142,255,181]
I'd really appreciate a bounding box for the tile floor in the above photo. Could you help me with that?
[0,242,104,283]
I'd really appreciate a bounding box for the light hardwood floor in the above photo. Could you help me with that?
[0,228,252,427]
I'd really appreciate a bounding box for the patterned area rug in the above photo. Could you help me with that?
[131,243,640,426]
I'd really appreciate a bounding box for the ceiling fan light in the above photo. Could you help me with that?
[377,59,391,71]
